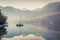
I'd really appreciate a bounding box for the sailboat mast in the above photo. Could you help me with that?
[20,16,21,24]
[16,16,23,35]
[20,16,23,24]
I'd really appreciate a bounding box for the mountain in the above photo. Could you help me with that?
[31,1,60,22]
[27,2,60,21]
[43,1,60,12]
[0,1,60,21]
[28,1,60,32]
[0,6,3,9]
[0,6,41,21]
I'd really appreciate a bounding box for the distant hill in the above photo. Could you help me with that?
[0,1,60,22]
[30,1,60,22]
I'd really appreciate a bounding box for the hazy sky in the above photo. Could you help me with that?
[0,0,60,10]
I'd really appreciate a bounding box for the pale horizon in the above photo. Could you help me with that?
[0,0,60,10]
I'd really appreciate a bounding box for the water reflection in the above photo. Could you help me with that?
[41,14,60,40]
[4,24,44,38]
[0,28,7,40]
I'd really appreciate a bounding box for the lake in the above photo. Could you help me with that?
[3,23,46,38]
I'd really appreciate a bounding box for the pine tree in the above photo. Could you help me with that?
[0,9,7,25]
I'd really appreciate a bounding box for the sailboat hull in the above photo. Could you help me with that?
[16,24,23,26]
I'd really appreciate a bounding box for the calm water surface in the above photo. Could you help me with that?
[3,23,46,38]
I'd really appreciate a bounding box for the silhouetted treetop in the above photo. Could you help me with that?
[0,9,7,25]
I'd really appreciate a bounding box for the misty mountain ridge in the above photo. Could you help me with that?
[32,1,60,20]
[25,1,60,28]
[0,1,60,20]
[43,1,60,12]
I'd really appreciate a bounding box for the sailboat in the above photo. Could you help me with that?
[16,16,23,27]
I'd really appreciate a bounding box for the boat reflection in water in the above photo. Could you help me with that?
[16,16,23,35]
[0,28,7,40]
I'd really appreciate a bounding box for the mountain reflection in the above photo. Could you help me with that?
[41,14,60,40]
[0,28,7,40]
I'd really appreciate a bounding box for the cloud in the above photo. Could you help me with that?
[2,34,45,40]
